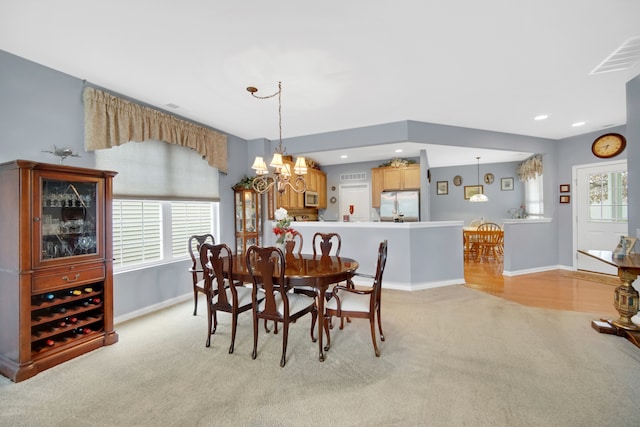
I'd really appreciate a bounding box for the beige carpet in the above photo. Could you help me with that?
[1,285,640,427]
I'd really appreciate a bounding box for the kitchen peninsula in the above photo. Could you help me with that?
[267,221,465,290]
[264,218,555,290]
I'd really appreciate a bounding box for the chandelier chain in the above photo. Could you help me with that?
[249,81,284,154]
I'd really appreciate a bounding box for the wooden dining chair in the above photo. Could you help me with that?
[245,245,318,367]
[200,242,260,353]
[476,222,502,261]
[312,232,341,257]
[188,233,215,315]
[324,240,388,357]
[310,232,347,327]
[284,230,303,255]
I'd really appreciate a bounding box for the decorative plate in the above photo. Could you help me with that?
[484,173,494,185]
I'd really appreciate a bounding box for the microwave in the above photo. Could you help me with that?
[304,191,319,207]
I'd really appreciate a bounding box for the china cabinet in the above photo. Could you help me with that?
[234,187,261,255]
[0,160,118,382]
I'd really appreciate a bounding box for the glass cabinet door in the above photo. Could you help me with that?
[234,188,261,255]
[34,174,102,266]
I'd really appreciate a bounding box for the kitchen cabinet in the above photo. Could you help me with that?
[276,160,327,210]
[317,172,327,209]
[371,165,420,207]
[0,160,118,382]
[234,188,261,255]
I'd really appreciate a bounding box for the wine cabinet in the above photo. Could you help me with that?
[0,160,118,382]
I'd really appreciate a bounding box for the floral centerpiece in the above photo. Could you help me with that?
[273,207,295,244]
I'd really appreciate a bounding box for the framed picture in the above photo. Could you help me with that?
[614,236,637,257]
[453,175,463,186]
[559,195,570,204]
[501,177,514,191]
[560,184,570,193]
[464,185,483,200]
[436,181,448,195]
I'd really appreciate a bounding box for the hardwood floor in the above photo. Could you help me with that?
[464,258,618,317]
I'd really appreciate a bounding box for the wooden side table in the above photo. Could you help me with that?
[578,249,640,348]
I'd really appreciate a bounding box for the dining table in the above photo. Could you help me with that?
[230,252,359,362]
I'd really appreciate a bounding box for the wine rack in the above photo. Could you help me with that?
[30,286,105,354]
[0,160,118,382]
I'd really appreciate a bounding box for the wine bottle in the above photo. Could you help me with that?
[69,289,82,296]
[42,293,55,301]
[68,316,78,324]
[45,339,55,347]
[89,297,101,305]
[57,319,67,328]
[83,287,93,293]
[50,306,67,314]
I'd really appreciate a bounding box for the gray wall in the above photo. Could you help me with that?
[3,48,640,319]
[555,125,628,267]
[0,50,249,319]
[627,75,640,239]
[429,161,524,225]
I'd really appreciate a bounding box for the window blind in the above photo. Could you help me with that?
[171,202,214,257]
[95,139,219,201]
[113,200,162,267]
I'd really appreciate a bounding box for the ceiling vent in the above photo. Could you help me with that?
[591,36,640,75]
[340,172,367,182]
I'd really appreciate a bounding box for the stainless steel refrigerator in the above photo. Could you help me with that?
[379,190,420,222]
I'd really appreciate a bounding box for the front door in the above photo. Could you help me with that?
[575,160,628,275]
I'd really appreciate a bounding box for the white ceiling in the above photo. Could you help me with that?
[2,1,640,167]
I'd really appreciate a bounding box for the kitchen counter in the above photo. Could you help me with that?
[266,221,465,291]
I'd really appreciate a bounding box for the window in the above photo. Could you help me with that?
[524,174,544,217]
[171,202,214,257]
[589,170,627,222]
[113,200,162,268]
[112,200,217,270]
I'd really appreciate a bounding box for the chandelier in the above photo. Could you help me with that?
[470,156,489,202]
[246,81,307,194]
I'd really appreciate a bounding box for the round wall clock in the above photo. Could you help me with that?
[591,133,626,159]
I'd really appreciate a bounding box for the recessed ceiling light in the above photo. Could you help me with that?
[340,155,348,159]
[395,149,403,153]
[165,103,180,109]
[534,114,548,121]
[572,121,586,127]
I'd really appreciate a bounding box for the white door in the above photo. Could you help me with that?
[575,160,627,275]
[339,184,370,222]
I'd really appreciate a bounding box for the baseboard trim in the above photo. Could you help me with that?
[114,293,192,325]
[502,265,565,277]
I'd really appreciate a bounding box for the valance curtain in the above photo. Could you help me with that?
[83,87,228,174]
[517,155,543,181]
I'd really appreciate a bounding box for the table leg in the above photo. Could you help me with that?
[317,286,326,362]
[611,269,640,330]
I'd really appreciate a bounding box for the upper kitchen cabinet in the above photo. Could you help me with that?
[277,158,327,210]
[371,165,420,207]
